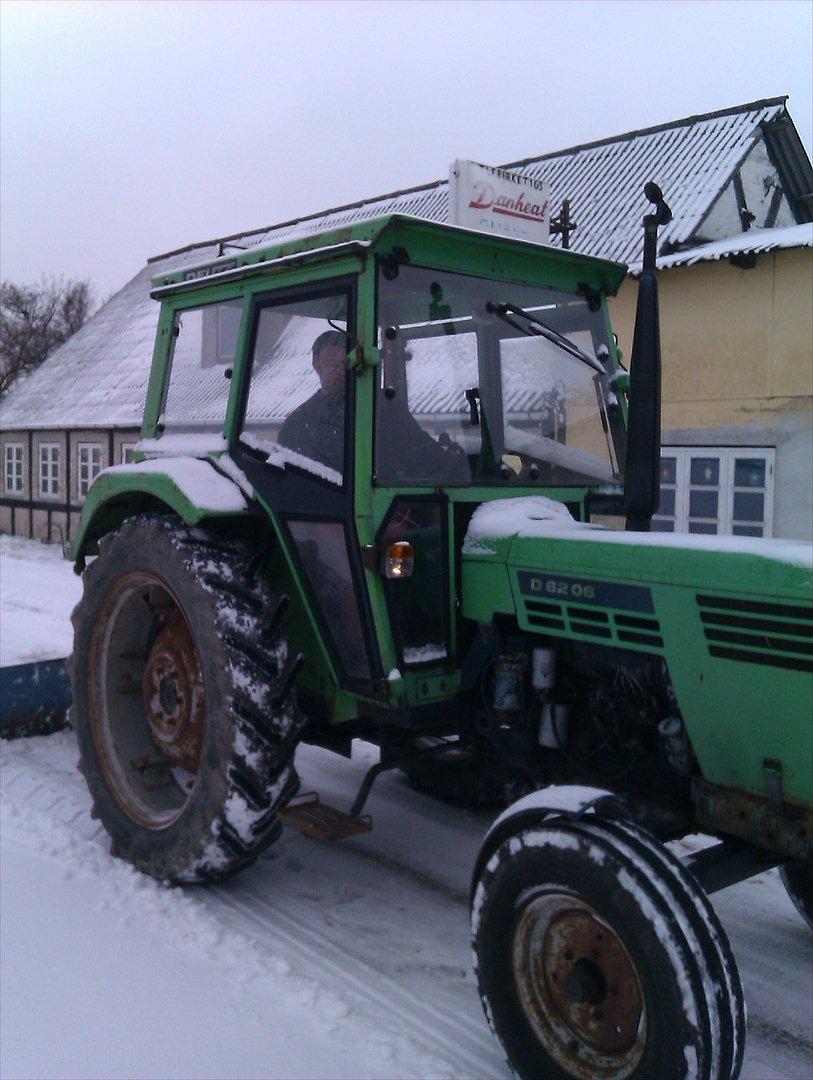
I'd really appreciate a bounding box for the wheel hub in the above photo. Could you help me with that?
[541,908,642,1054]
[513,894,646,1076]
[142,613,204,773]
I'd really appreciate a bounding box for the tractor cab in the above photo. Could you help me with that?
[134,215,631,709]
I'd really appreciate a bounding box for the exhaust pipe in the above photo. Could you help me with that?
[624,182,672,532]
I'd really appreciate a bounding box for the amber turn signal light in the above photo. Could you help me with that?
[384,541,414,579]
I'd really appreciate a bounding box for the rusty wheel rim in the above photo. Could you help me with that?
[89,571,204,829]
[512,893,646,1078]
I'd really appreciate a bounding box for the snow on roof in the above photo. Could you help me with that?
[150,97,790,270]
[641,221,813,273]
[0,98,803,431]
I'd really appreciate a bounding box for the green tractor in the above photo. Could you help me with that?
[70,186,812,1079]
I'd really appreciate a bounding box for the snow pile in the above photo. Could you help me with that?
[403,644,448,664]
[0,536,82,665]
[463,496,594,554]
[0,732,504,1080]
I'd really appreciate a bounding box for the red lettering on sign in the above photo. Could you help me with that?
[468,181,495,210]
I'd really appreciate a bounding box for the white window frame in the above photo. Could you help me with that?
[39,442,61,498]
[4,443,24,493]
[78,443,103,499]
[121,443,137,464]
[654,446,775,537]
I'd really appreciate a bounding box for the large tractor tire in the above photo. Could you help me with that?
[472,813,745,1079]
[70,514,305,883]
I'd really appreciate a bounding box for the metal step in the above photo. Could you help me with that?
[277,792,372,841]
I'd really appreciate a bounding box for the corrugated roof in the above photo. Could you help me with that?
[1,97,804,430]
[642,221,813,272]
[151,96,789,269]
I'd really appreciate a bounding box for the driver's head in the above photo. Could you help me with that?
[312,329,347,398]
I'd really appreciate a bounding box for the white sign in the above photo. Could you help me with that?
[448,159,551,243]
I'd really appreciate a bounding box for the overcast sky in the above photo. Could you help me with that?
[2,0,811,301]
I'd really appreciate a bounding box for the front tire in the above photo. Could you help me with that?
[472,814,745,1079]
[70,515,305,882]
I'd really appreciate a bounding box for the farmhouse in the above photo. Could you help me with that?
[2,96,811,542]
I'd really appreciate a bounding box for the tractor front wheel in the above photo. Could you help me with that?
[70,515,304,883]
[472,813,745,1079]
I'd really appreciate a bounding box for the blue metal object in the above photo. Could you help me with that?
[0,658,71,739]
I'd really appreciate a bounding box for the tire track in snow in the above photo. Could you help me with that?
[211,883,505,1079]
[1,738,505,1076]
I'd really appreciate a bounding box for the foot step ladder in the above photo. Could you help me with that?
[277,792,372,842]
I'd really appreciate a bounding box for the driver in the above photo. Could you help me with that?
[278,329,347,471]
[278,327,470,481]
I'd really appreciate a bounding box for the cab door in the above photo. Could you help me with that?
[372,265,488,672]
[230,279,381,693]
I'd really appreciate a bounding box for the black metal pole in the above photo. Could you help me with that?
[624,182,672,532]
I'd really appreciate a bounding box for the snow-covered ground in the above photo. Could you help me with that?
[1,536,812,1079]
[0,535,82,666]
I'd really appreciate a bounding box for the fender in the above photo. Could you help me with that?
[471,785,631,900]
[72,457,251,565]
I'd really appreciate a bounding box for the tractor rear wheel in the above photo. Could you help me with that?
[472,814,745,1079]
[70,514,304,883]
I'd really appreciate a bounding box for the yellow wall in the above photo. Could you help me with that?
[609,246,813,432]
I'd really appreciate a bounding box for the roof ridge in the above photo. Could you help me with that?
[148,96,789,266]
[502,96,788,168]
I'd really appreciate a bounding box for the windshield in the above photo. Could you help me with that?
[375,263,625,486]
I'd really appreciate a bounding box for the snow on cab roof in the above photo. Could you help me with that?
[2,97,809,431]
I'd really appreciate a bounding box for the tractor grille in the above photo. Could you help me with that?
[697,595,813,674]
[523,599,663,650]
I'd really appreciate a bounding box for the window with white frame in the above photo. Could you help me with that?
[4,443,24,493]
[653,447,774,537]
[78,443,103,497]
[39,443,61,497]
[121,443,136,464]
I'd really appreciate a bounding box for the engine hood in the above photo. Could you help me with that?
[461,496,813,606]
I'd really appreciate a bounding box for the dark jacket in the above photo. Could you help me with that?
[278,391,344,472]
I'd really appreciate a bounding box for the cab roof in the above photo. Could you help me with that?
[150,214,628,300]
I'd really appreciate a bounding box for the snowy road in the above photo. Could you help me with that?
[1,536,812,1078]
[2,731,811,1079]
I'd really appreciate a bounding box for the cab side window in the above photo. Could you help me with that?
[159,299,244,442]
[240,292,349,484]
